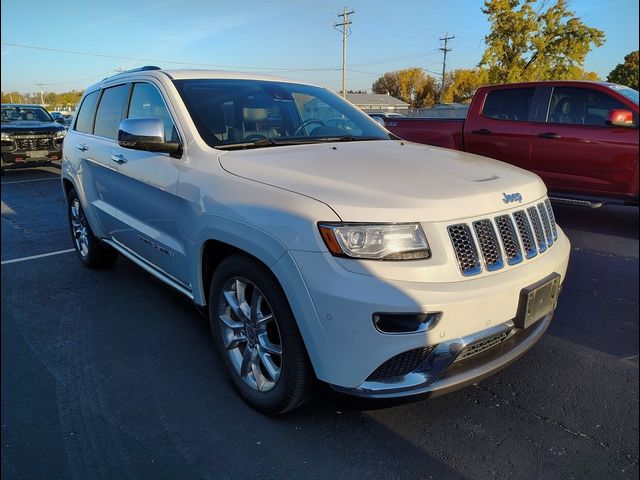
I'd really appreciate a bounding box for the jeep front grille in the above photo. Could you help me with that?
[527,206,547,253]
[448,200,558,276]
[447,224,481,276]
[495,215,523,265]
[472,219,503,271]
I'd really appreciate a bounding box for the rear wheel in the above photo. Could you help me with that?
[209,254,315,414]
[67,188,118,268]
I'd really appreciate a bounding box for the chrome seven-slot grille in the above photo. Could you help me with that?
[447,199,558,276]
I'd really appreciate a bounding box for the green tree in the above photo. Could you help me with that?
[607,51,639,90]
[372,69,438,107]
[442,69,490,103]
[480,0,605,83]
[372,72,401,99]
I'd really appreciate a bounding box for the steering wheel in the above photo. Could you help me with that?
[243,133,268,141]
[293,119,326,136]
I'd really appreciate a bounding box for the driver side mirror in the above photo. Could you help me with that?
[118,117,181,157]
[55,118,65,124]
[605,109,635,127]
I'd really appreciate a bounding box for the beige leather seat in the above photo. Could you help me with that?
[228,108,279,141]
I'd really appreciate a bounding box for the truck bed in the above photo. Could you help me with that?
[384,118,465,150]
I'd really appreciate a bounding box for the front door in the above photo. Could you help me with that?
[108,82,189,287]
[464,86,537,170]
[530,86,638,197]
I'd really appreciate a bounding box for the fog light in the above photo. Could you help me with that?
[373,312,441,334]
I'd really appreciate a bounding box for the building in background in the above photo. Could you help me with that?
[345,93,409,114]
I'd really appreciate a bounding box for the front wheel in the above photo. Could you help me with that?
[67,188,118,268]
[209,254,315,414]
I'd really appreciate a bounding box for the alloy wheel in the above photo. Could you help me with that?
[70,198,89,258]
[218,277,283,392]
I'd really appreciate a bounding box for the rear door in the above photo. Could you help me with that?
[530,86,638,196]
[464,87,537,170]
[69,84,130,237]
[108,81,189,286]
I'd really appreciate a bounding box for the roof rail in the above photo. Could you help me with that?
[103,66,161,80]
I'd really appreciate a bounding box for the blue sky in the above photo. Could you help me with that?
[1,0,638,93]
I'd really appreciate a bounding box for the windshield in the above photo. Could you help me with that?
[173,79,392,148]
[1,106,53,123]
[607,84,639,105]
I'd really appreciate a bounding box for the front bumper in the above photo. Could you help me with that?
[332,311,553,399]
[273,227,570,392]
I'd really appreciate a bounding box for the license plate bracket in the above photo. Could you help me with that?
[515,273,561,329]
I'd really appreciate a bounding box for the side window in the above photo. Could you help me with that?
[94,84,130,139]
[547,87,629,126]
[482,88,535,122]
[127,83,178,142]
[74,90,100,134]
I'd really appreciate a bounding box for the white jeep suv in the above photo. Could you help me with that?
[61,66,570,413]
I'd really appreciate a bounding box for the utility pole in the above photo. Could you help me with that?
[34,83,45,105]
[334,7,354,98]
[439,33,454,104]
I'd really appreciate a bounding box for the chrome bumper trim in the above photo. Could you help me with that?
[332,312,553,399]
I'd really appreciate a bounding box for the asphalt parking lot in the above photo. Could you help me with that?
[1,165,638,480]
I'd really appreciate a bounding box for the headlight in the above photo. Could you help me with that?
[54,130,67,139]
[1,132,11,141]
[318,223,430,260]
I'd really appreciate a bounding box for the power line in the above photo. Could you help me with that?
[334,7,354,98]
[0,42,340,73]
[439,33,454,103]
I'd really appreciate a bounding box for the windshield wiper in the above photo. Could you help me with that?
[216,135,387,150]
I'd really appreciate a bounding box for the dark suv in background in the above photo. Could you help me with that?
[1,104,67,173]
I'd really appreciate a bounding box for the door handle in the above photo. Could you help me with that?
[471,128,491,135]
[76,144,88,151]
[110,153,127,164]
[538,132,561,139]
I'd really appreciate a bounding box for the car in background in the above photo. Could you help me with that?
[1,104,67,172]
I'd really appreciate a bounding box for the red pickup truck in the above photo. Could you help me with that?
[384,81,639,207]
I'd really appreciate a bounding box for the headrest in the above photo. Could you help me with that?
[555,97,571,115]
[243,108,268,123]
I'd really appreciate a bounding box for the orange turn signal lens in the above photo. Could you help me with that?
[318,225,344,256]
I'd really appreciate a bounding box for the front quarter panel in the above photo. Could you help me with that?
[176,148,340,304]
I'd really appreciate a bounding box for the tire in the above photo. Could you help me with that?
[67,188,118,268]
[208,254,315,414]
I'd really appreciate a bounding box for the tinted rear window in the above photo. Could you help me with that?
[94,84,130,139]
[482,88,535,122]
[74,90,100,134]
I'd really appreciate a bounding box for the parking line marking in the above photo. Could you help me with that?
[1,177,60,185]
[1,248,75,265]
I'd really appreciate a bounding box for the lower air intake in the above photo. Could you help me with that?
[367,346,435,382]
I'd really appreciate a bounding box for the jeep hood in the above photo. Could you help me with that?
[218,140,546,222]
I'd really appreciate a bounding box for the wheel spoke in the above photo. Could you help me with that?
[219,313,243,331]
[258,333,282,356]
[251,355,269,391]
[224,331,247,350]
[223,289,249,323]
[258,348,280,382]
[240,347,253,378]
